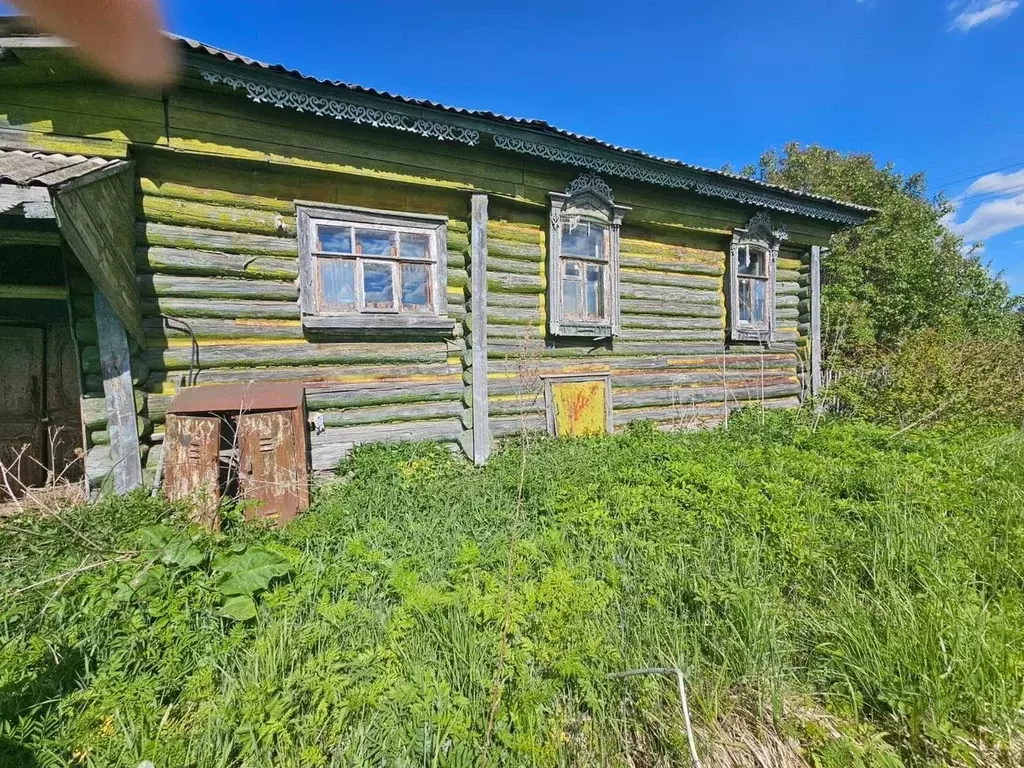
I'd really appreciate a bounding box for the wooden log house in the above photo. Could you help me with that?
[0,19,873,495]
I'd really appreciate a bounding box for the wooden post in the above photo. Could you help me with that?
[810,245,823,397]
[470,193,490,465]
[93,290,142,493]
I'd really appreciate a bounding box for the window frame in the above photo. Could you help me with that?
[296,203,452,333]
[548,174,630,338]
[728,212,787,343]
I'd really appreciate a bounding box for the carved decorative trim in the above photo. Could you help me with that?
[494,135,864,225]
[201,71,481,146]
[565,172,614,203]
[746,211,788,243]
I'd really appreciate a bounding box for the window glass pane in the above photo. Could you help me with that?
[738,278,767,325]
[400,263,431,310]
[317,225,352,254]
[562,221,606,259]
[363,261,395,309]
[563,261,583,317]
[738,246,767,276]
[318,258,355,311]
[585,263,605,318]
[400,232,431,260]
[355,229,394,257]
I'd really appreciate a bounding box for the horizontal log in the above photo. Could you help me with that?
[776,294,798,309]
[620,283,720,305]
[488,292,541,310]
[620,269,720,292]
[613,395,800,428]
[488,254,544,277]
[143,361,457,394]
[138,274,298,301]
[136,245,298,280]
[317,400,464,427]
[489,306,543,326]
[136,222,297,256]
[140,296,298,320]
[616,328,722,343]
[143,316,303,340]
[488,237,544,261]
[310,419,463,470]
[489,397,545,418]
[488,221,543,245]
[776,281,800,297]
[487,272,544,295]
[142,341,455,371]
[619,253,723,277]
[777,269,801,282]
[622,314,723,331]
[619,236,723,257]
[489,413,546,438]
[447,268,469,288]
[138,177,295,214]
[306,378,463,409]
[139,196,297,237]
[622,300,722,319]
[611,380,800,410]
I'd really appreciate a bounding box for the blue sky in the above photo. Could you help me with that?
[10,0,1024,290]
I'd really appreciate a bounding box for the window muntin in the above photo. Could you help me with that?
[310,220,437,315]
[558,219,610,323]
[735,244,770,328]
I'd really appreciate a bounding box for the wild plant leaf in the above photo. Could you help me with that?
[211,547,290,596]
[114,564,167,602]
[137,524,204,568]
[219,595,257,621]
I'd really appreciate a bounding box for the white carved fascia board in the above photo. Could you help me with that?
[189,55,869,226]
[493,135,867,226]
[198,68,481,147]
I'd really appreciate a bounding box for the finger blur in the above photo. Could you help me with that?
[10,0,177,88]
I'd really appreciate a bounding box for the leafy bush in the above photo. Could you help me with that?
[2,415,1023,767]
[830,326,1024,427]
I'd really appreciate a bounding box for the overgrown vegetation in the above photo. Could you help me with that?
[3,412,1023,767]
[752,143,1024,426]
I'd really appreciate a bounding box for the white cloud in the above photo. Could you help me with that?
[948,193,1024,242]
[962,168,1024,197]
[948,0,1020,31]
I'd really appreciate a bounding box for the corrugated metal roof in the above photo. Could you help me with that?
[0,150,123,187]
[171,35,875,218]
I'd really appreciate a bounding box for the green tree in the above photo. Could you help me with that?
[758,143,1020,354]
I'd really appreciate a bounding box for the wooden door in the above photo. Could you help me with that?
[236,410,301,524]
[0,326,46,497]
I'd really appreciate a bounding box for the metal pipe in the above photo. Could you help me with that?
[607,666,702,768]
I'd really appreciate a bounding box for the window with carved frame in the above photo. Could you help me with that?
[548,174,630,338]
[728,212,786,343]
[296,203,452,333]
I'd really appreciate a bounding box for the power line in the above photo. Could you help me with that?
[930,160,1024,191]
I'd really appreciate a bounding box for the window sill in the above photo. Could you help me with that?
[730,327,773,343]
[302,314,456,335]
[555,323,614,339]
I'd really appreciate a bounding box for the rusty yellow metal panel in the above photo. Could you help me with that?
[550,379,607,436]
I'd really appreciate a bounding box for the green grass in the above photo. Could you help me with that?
[2,411,1023,767]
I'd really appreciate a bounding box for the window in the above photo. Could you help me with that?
[548,174,629,338]
[728,212,787,343]
[296,204,452,332]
